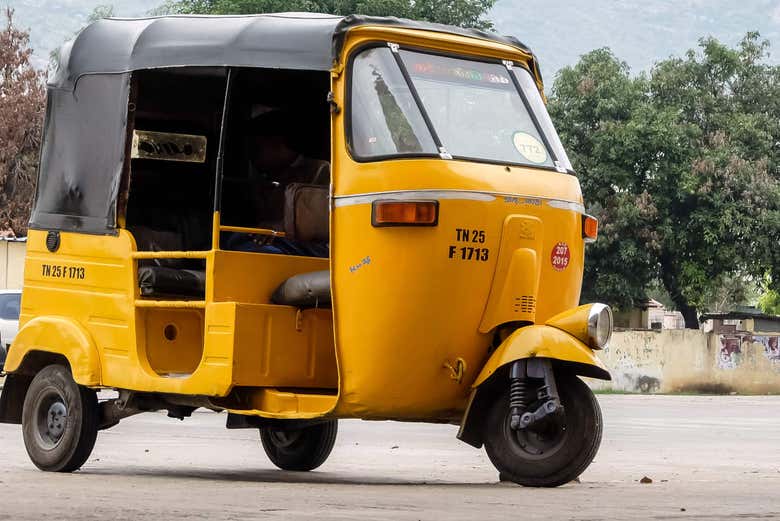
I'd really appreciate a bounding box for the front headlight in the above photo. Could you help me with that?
[545,303,614,350]
[587,304,613,349]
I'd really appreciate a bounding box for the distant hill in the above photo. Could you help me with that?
[7,0,780,80]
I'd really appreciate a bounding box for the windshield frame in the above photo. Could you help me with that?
[345,42,441,163]
[345,42,574,174]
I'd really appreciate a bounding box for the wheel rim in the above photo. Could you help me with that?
[505,410,568,460]
[34,388,68,449]
[268,429,302,449]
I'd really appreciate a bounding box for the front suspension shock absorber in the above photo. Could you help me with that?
[509,360,528,430]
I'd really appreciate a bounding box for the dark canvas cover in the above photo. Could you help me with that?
[30,74,131,235]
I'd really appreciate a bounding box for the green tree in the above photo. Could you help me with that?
[549,34,780,328]
[154,0,496,29]
[758,275,780,315]
[759,290,780,315]
[548,50,663,314]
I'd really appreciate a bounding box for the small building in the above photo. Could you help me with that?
[699,307,780,375]
[613,298,685,330]
[700,307,780,335]
[0,237,26,289]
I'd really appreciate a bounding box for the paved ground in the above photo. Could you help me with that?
[0,395,778,520]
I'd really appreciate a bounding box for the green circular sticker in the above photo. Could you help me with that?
[513,132,548,164]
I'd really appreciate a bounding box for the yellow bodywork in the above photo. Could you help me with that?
[7,23,608,423]
[4,316,101,386]
[472,325,611,388]
[11,230,336,418]
[545,304,599,347]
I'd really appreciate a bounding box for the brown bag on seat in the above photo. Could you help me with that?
[283,183,329,242]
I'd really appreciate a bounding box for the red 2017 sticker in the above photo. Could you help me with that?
[551,242,570,271]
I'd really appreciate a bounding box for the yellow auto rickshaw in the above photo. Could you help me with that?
[0,13,612,487]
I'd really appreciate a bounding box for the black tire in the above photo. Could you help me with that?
[260,420,338,471]
[21,364,99,472]
[484,371,602,487]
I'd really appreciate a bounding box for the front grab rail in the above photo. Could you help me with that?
[131,251,210,260]
[219,225,286,237]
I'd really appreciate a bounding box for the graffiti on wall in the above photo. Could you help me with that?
[718,335,780,370]
[718,336,741,369]
[756,336,780,361]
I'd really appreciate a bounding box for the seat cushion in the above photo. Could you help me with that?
[283,183,329,242]
[138,266,206,298]
[271,270,330,307]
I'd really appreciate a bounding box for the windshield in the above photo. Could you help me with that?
[350,47,438,158]
[400,51,554,168]
[511,66,572,171]
[350,46,571,172]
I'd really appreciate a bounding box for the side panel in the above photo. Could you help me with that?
[210,250,328,304]
[232,305,337,389]
[11,229,137,385]
[14,231,336,401]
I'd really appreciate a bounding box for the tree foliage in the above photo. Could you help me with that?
[759,290,780,315]
[0,9,45,237]
[154,0,496,29]
[549,34,780,327]
[758,275,780,315]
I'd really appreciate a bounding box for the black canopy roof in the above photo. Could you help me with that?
[49,13,542,91]
[33,13,542,236]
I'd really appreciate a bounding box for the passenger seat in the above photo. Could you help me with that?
[130,223,206,298]
[271,183,331,307]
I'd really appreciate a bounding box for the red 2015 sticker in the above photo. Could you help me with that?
[551,242,570,271]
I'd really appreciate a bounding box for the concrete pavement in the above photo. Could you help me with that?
[0,395,779,520]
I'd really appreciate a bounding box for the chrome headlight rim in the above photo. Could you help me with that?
[587,303,613,350]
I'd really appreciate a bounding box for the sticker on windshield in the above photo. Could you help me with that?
[512,132,548,164]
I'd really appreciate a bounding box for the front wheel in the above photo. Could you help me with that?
[484,371,602,487]
[260,420,338,471]
[22,364,99,472]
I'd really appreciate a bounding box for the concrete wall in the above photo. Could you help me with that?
[0,240,26,289]
[590,329,780,394]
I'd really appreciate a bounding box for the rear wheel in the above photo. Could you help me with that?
[22,364,99,472]
[484,371,602,487]
[260,420,338,471]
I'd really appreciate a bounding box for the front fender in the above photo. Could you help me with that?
[457,325,609,448]
[4,316,101,386]
[473,325,611,388]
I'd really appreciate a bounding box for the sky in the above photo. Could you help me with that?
[489,0,780,83]
[7,0,780,77]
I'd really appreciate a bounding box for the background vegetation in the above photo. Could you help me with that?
[548,35,780,326]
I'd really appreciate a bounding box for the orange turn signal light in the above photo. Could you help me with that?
[372,200,439,227]
[583,214,598,242]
